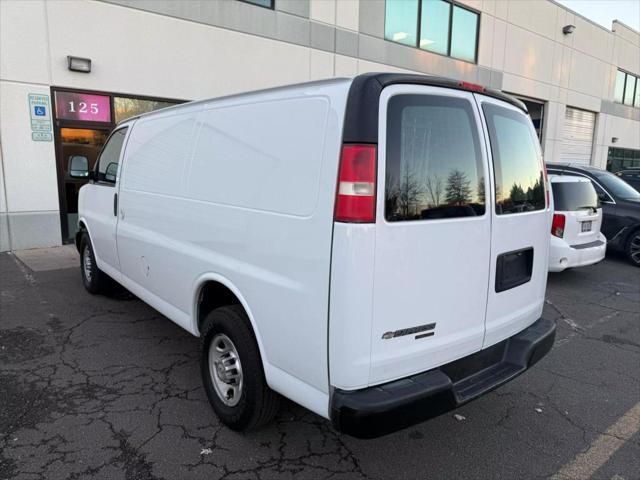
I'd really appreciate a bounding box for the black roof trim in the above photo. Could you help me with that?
[342,73,527,144]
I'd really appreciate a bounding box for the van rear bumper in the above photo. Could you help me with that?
[330,318,555,438]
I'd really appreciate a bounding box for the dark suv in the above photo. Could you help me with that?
[546,163,640,267]
[615,169,640,192]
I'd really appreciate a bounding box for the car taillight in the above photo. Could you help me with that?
[551,213,565,238]
[334,144,377,223]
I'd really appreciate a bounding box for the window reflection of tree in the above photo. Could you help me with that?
[386,97,486,220]
[498,172,544,213]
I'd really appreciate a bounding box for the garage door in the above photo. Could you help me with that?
[560,107,595,165]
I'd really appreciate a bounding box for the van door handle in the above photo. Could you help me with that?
[113,192,118,217]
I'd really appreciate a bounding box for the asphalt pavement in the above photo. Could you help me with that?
[0,249,638,480]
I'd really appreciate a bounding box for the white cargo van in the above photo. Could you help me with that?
[74,74,555,438]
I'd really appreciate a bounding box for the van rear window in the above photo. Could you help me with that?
[482,103,545,215]
[551,181,599,211]
[385,95,485,221]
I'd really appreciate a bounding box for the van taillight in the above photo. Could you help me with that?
[459,81,485,93]
[551,214,565,238]
[334,144,377,223]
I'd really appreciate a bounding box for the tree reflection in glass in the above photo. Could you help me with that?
[385,95,485,221]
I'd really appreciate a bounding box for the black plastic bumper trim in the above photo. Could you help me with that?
[570,239,605,250]
[330,318,556,439]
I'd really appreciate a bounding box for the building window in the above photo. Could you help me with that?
[385,0,419,47]
[385,0,479,63]
[607,147,640,173]
[114,97,179,124]
[238,0,274,8]
[613,69,639,108]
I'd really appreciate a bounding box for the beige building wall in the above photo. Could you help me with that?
[0,0,638,251]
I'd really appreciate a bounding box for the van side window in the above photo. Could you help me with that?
[482,104,545,214]
[385,95,485,221]
[96,128,128,184]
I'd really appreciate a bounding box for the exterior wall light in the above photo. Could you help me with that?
[612,137,619,143]
[562,25,576,35]
[67,56,91,73]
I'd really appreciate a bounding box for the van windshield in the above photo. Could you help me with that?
[551,181,599,212]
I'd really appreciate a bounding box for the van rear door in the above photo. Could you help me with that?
[369,85,492,386]
[477,96,550,348]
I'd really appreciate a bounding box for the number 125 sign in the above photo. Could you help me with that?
[54,91,111,122]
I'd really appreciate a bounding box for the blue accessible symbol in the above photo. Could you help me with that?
[34,106,46,116]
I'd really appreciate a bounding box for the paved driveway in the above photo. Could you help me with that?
[1,249,638,480]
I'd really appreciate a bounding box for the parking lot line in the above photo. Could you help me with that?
[552,402,640,480]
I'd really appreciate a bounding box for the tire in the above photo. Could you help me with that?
[625,229,640,267]
[200,305,280,431]
[79,232,111,294]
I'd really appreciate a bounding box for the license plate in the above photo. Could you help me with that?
[581,221,592,232]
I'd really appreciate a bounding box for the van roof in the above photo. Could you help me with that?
[121,73,527,141]
[342,73,526,144]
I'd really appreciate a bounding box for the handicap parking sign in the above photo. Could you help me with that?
[28,93,52,141]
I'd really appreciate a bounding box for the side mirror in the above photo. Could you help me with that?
[68,155,89,179]
[104,162,118,182]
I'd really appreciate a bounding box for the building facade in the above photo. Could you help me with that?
[1,0,639,251]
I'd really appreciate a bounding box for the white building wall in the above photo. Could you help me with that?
[0,0,638,251]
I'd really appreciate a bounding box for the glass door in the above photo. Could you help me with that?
[57,128,109,242]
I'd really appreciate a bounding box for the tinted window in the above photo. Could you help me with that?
[483,103,545,214]
[385,0,419,47]
[386,95,485,221]
[551,181,599,211]
[420,0,450,55]
[590,181,614,203]
[450,5,478,62]
[97,128,127,184]
[596,171,640,200]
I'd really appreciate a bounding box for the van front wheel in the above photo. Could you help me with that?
[79,232,110,294]
[200,305,280,430]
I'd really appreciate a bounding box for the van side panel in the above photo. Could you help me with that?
[116,81,351,417]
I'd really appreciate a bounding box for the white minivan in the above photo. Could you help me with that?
[548,175,606,272]
[74,74,555,438]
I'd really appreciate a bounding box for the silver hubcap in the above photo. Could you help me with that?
[208,334,243,406]
[83,246,93,282]
[630,234,640,264]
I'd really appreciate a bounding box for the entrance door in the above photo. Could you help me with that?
[57,128,109,242]
[370,85,492,385]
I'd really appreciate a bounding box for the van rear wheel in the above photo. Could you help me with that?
[200,305,280,430]
[79,232,110,294]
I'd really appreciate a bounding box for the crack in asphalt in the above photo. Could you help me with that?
[1,253,638,480]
